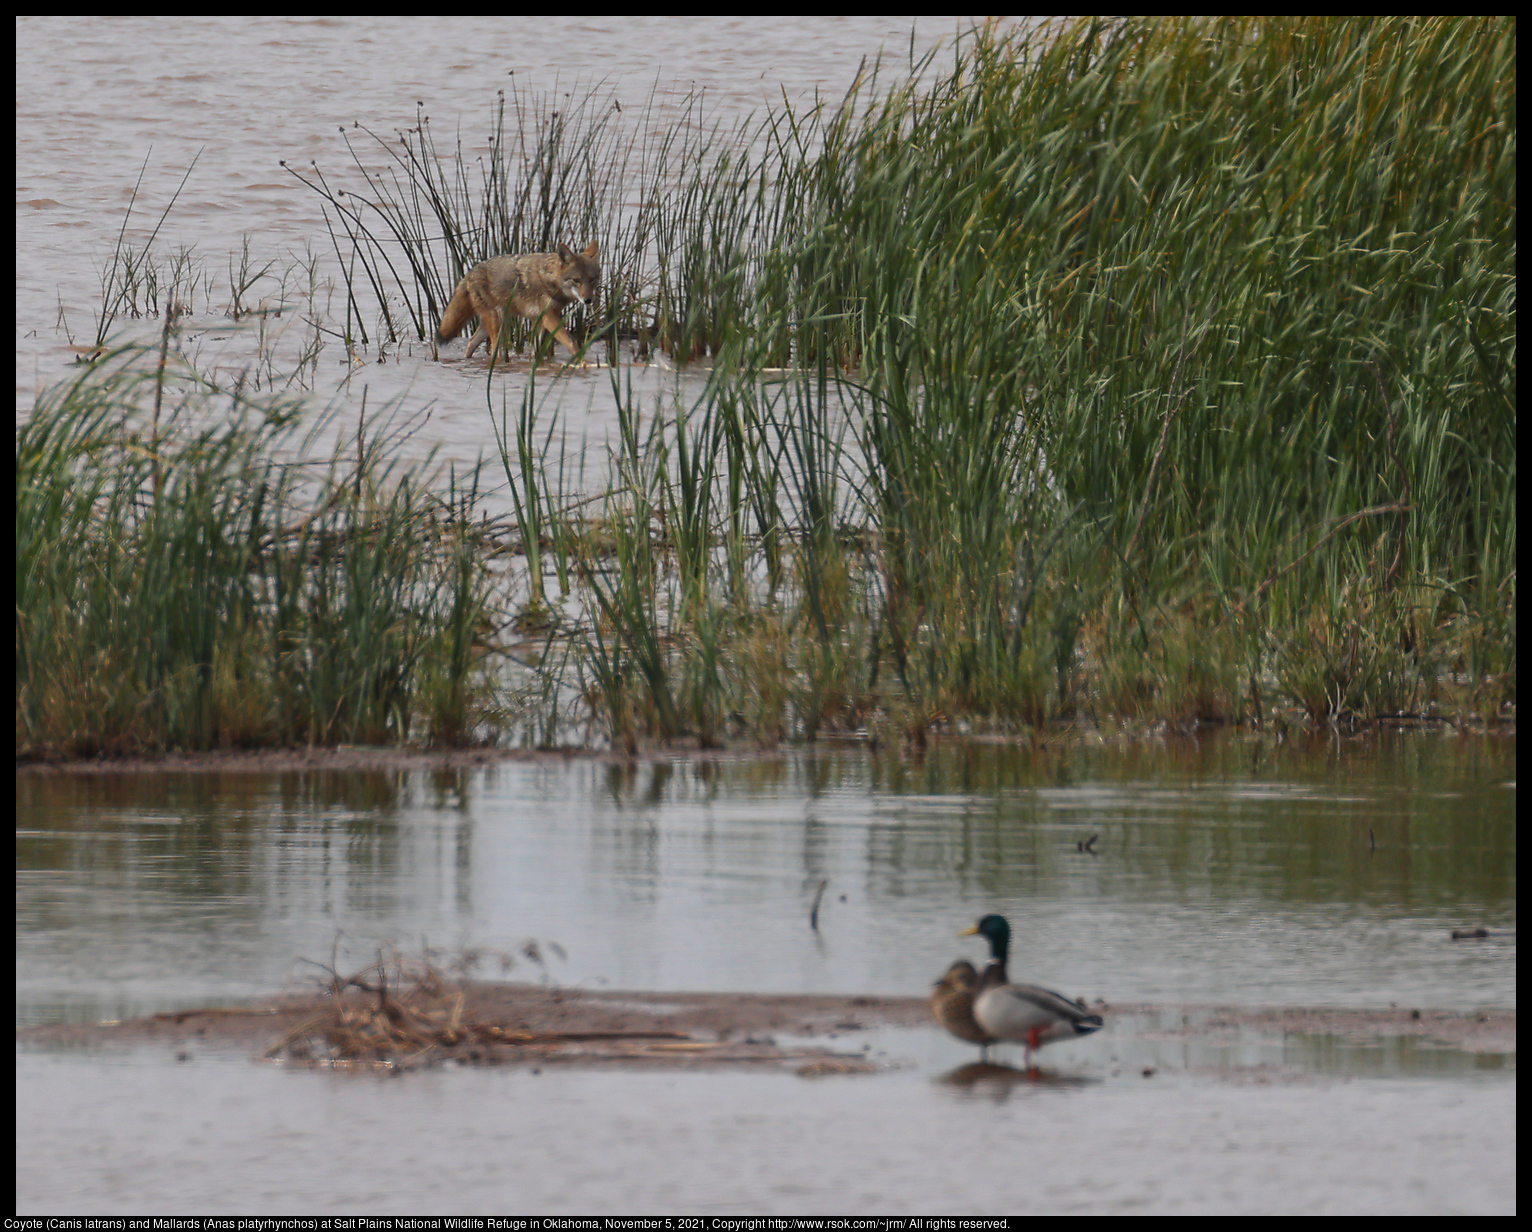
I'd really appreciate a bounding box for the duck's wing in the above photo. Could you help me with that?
[973,982,1104,1041]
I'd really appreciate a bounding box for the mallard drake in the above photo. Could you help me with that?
[959,913,1104,1066]
[930,959,993,1049]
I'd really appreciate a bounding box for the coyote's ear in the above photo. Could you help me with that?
[557,243,575,262]
[582,240,598,259]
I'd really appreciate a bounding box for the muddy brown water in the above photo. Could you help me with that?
[16,734,1516,1213]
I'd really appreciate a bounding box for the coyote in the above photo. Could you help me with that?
[436,241,600,363]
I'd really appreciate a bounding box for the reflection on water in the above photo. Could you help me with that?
[15,735,1515,1215]
[17,734,1516,1028]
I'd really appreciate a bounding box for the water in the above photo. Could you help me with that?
[16,738,1517,1025]
[13,16,1517,1215]
[16,16,988,481]
[14,1052,1513,1215]
[18,16,1004,518]
[16,736,1516,1213]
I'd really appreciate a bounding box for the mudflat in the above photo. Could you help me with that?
[17,982,930,1074]
[16,981,1514,1072]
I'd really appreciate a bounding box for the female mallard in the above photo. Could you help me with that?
[930,959,993,1049]
[958,914,1103,1065]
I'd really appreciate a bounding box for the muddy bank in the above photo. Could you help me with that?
[15,982,1516,1071]
[15,982,931,1074]
[15,745,658,775]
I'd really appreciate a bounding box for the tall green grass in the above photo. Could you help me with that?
[16,347,501,758]
[528,15,1512,738]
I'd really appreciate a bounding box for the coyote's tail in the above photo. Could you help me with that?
[436,278,474,343]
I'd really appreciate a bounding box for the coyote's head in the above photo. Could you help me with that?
[556,241,600,308]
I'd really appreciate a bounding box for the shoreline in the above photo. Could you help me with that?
[17,982,1516,1069]
[15,720,1516,777]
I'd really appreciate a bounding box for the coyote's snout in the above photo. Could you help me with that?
[436,241,600,363]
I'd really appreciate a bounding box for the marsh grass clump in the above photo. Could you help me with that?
[16,345,504,759]
[512,16,1512,741]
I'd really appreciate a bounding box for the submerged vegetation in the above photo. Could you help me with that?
[17,16,1515,758]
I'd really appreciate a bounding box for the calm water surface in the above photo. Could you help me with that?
[16,736,1517,1024]
[16,16,992,471]
[15,1051,1513,1216]
[16,735,1516,1214]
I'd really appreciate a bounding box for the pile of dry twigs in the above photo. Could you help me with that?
[263,947,689,1070]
